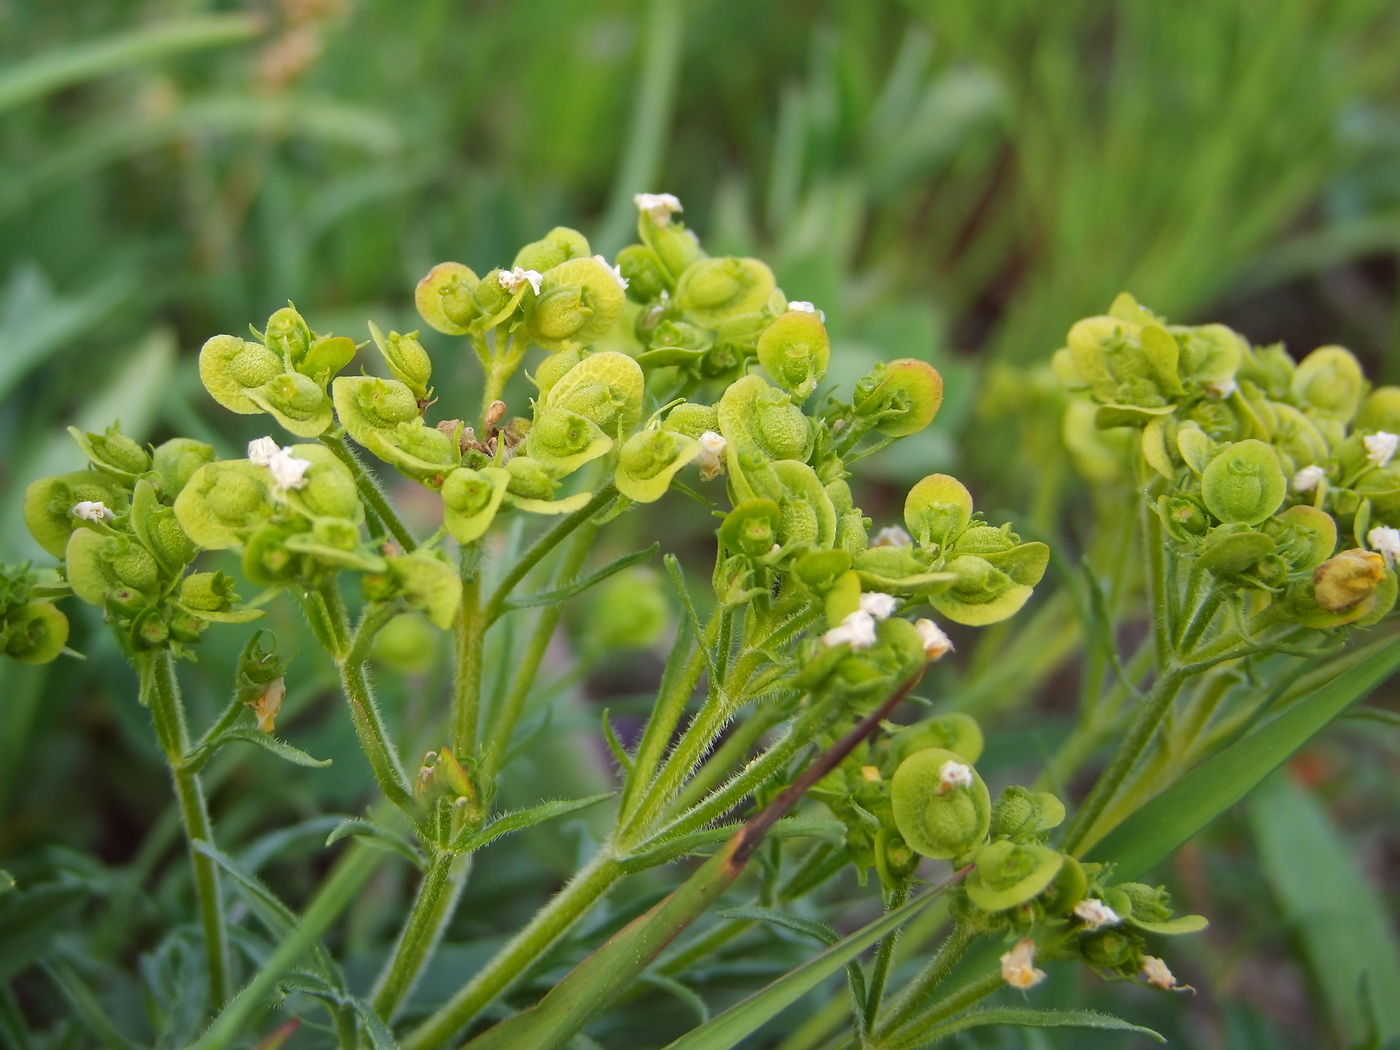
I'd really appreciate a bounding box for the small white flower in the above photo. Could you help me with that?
[498,267,544,296]
[72,501,114,522]
[1140,955,1178,990]
[1369,526,1400,568]
[821,610,878,651]
[1292,464,1327,493]
[1073,898,1121,930]
[914,618,954,661]
[633,192,683,225]
[247,436,280,466]
[787,300,826,321]
[859,591,898,620]
[266,447,313,499]
[1203,379,1237,398]
[695,430,727,481]
[594,254,629,290]
[938,759,973,791]
[1365,431,1399,468]
[1000,939,1045,990]
[871,525,913,548]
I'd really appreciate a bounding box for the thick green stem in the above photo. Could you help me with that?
[336,601,414,814]
[402,851,624,1050]
[1060,668,1185,855]
[1141,490,1172,669]
[874,921,976,1037]
[321,430,417,551]
[371,850,472,1022]
[147,650,230,1007]
[886,970,1006,1043]
[1179,586,1225,654]
[452,559,485,755]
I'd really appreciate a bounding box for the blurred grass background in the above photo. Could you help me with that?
[4,1,1400,1047]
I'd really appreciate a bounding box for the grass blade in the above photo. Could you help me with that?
[1090,636,1400,879]
[888,1006,1164,1049]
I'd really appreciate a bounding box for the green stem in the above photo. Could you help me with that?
[864,879,911,1026]
[1060,667,1185,855]
[1141,488,1171,669]
[402,851,624,1050]
[370,849,472,1022]
[1179,586,1225,653]
[452,556,485,755]
[482,522,596,783]
[147,650,230,1007]
[483,485,617,625]
[874,921,976,1036]
[666,702,782,818]
[321,430,417,551]
[885,970,1006,1045]
[479,333,526,429]
[337,602,415,814]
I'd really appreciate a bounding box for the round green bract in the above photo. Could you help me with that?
[23,470,129,558]
[616,429,700,503]
[674,256,775,327]
[174,461,274,550]
[442,466,510,543]
[5,601,69,664]
[1200,439,1286,525]
[757,311,830,397]
[904,474,973,547]
[415,262,480,335]
[965,840,1064,912]
[890,747,991,860]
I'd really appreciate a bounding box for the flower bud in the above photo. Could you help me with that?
[852,360,944,437]
[416,262,482,335]
[1200,439,1286,525]
[199,335,282,414]
[513,226,591,273]
[639,213,704,281]
[674,257,776,328]
[152,438,215,498]
[903,474,973,547]
[890,747,992,860]
[174,461,274,550]
[524,257,627,353]
[3,601,69,664]
[1158,495,1208,541]
[616,244,669,302]
[441,466,510,543]
[1081,928,1139,969]
[1312,548,1385,612]
[387,552,463,630]
[526,408,613,474]
[757,311,830,398]
[663,402,719,438]
[1357,386,1400,433]
[24,470,128,557]
[76,423,150,477]
[616,428,700,503]
[241,523,300,585]
[1291,345,1364,421]
[131,606,170,650]
[720,499,782,559]
[989,786,1066,840]
[265,305,312,367]
[965,841,1065,912]
[369,322,432,401]
[179,571,239,613]
[243,372,333,437]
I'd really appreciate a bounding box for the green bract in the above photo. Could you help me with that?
[174,461,274,550]
[525,256,627,352]
[442,467,510,543]
[674,256,775,327]
[616,428,700,503]
[415,261,481,335]
[890,747,991,860]
[23,470,128,557]
[1200,439,1286,525]
[888,713,984,766]
[964,840,1064,912]
[544,351,645,438]
[757,310,830,398]
[852,359,944,437]
[3,601,68,664]
[904,474,972,548]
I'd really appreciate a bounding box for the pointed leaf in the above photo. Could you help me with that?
[888,1007,1164,1049]
[205,727,331,768]
[325,818,425,870]
[501,544,659,612]
[456,793,614,853]
[715,905,839,947]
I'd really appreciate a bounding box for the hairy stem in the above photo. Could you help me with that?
[874,920,977,1037]
[147,649,230,1006]
[371,849,472,1022]
[321,430,417,552]
[402,851,624,1050]
[864,879,911,1026]
[336,600,414,814]
[452,555,484,755]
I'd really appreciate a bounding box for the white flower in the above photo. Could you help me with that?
[1365,431,1399,468]
[266,447,313,499]
[695,430,727,481]
[859,591,897,620]
[1140,955,1178,990]
[594,254,629,290]
[914,618,954,661]
[1292,464,1326,493]
[787,300,826,321]
[938,759,973,791]
[871,525,913,548]
[1073,898,1121,930]
[1203,379,1237,398]
[1000,939,1045,990]
[247,436,280,465]
[72,501,114,522]
[248,677,285,734]
[498,267,544,295]
[1369,526,1400,568]
[821,610,878,651]
[634,192,683,225]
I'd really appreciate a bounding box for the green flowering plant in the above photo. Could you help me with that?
[15,208,1297,1050]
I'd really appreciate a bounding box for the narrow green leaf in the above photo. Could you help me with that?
[0,881,86,981]
[503,544,659,611]
[38,957,137,1050]
[0,984,36,1050]
[1250,773,1400,1042]
[1340,706,1400,728]
[0,15,263,113]
[887,1007,1165,1049]
[205,727,332,769]
[325,818,425,870]
[621,816,847,873]
[601,709,633,772]
[715,905,839,946]
[641,973,710,1024]
[1091,637,1400,878]
[456,793,614,853]
[660,889,943,1050]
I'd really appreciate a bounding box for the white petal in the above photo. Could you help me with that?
[938,760,973,790]
[247,436,280,465]
[72,500,113,522]
[1365,431,1399,468]
[859,592,898,620]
